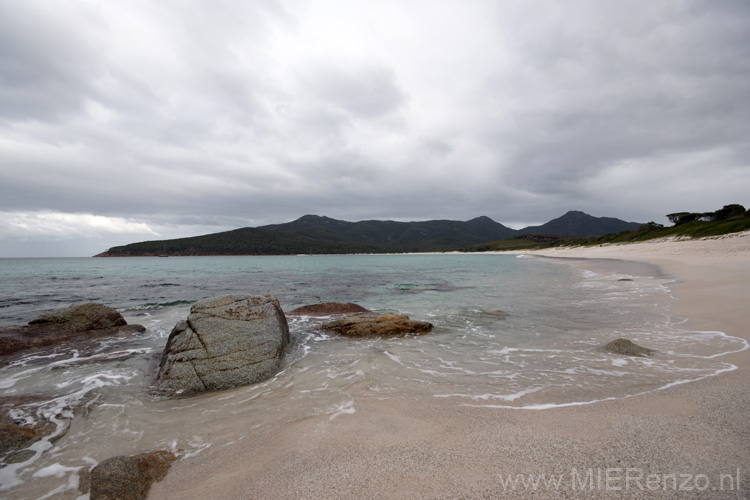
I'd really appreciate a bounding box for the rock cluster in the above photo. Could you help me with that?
[156,294,290,394]
[1,296,438,494]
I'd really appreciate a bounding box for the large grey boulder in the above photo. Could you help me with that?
[156,294,290,394]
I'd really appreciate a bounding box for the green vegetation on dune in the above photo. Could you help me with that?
[579,215,750,245]
[467,204,750,252]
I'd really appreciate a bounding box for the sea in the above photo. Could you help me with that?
[0,254,746,498]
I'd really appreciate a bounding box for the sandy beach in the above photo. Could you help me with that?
[150,233,750,499]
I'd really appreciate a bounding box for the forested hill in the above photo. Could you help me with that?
[95,215,518,256]
[95,211,644,257]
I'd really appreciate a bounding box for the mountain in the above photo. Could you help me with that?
[95,215,518,256]
[94,211,642,257]
[517,210,642,237]
[265,215,517,249]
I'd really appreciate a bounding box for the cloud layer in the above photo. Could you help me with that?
[1,0,749,256]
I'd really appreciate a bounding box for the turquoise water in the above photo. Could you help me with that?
[0,254,746,497]
[1,254,543,325]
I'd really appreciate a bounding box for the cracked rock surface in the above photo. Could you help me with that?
[155,294,289,395]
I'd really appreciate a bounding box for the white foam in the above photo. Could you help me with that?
[0,349,151,390]
[697,330,750,358]
[328,400,356,421]
[35,472,81,500]
[456,359,742,411]
[383,350,403,365]
[435,385,548,402]
[179,436,212,459]
[32,463,80,479]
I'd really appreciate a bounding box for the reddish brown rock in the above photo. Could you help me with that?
[29,303,127,331]
[323,314,433,338]
[85,450,177,500]
[0,303,145,357]
[287,302,372,316]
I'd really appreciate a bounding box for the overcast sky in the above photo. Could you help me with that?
[1,1,749,257]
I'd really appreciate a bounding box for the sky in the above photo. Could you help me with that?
[1,1,749,257]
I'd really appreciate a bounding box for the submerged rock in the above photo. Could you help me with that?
[0,303,145,357]
[287,302,372,316]
[156,294,290,394]
[323,314,433,338]
[0,396,57,465]
[479,309,509,319]
[0,417,46,463]
[604,338,656,357]
[86,450,177,500]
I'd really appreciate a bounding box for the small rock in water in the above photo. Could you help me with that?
[86,450,177,500]
[323,314,433,337]
[604,338,655,357]
[156,294,290,395]
[287,302,372,316]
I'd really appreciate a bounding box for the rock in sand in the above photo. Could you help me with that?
[604,338,656,357]
[86,450,177,500]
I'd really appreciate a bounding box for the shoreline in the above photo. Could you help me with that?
[150,233,750,499]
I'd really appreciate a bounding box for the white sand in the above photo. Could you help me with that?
[151,232,750,499]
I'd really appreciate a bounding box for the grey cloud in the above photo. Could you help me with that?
[0,0,748,256]
[483,1,750,201]
[422,140,453,159]
[0,2,105,122]
[304,62,407,119]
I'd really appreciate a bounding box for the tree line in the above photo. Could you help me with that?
[666,204,747,226]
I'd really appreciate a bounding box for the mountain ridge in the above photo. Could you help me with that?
[94,211,642,257]
[517,210,642,237]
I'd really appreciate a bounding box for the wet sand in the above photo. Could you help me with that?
[150,232,750,499]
